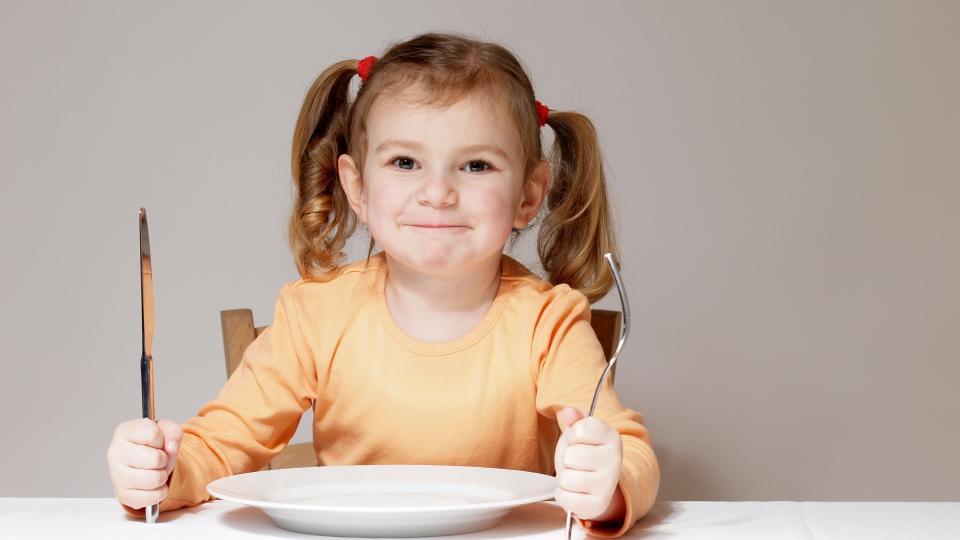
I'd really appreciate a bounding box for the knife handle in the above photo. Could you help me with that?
[140,352,155,421]
[140,352,159,523]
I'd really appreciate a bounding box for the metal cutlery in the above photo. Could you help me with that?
[563,252,631,539]
[139,207,158,524]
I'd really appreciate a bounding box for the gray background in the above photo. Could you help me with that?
[2,0,958,501]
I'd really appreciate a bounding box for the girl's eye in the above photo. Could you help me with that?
[464,160,492,173]
[391,156,418,170]
[388,156,493,173]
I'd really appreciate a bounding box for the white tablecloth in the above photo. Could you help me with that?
[1,498,958,539]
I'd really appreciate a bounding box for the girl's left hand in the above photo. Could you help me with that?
[553,406,624,520]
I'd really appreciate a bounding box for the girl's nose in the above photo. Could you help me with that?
[416,173,458,208]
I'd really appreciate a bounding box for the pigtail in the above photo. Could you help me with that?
[538,111,619,303]
[287,60,360,279]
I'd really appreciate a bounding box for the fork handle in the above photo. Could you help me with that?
[146,504,158,523]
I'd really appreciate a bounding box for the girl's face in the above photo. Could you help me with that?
[339,90,548,277]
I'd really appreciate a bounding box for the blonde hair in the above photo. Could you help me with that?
[287,32,619,302]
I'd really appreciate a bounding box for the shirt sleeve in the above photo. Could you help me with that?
[134,282,318,513]
[532,286,661,538]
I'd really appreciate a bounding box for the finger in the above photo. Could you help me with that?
[117,465,170,491]
[557,406,586,429]
[119,440,167,470]
[156,419,182,474]
[118,485,168,510]
[120,419,165,449]
[554,434,568,475]
[164,449,179,476]
[562,443,605,472]
[553,488,608,521]
[566,417,619,446]
[557,468,595,494]
[156,419,182,454]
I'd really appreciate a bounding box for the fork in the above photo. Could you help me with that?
[563,252,631,539]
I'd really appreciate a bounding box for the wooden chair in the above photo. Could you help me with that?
[220,307,622,470]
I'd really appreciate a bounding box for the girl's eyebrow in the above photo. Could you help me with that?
[375,139,510,160]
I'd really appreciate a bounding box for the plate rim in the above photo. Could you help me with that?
[206,464,557,513]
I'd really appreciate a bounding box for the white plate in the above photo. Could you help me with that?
[207,464,557,537]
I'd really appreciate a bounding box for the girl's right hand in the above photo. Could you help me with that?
[106,418,183,510]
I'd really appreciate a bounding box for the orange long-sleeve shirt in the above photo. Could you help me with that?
[133,252,660,537]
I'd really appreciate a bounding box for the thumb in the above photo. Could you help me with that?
[558,406,586,429]
[156,419,183,474]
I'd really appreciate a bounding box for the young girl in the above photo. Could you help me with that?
[107,32,660,537]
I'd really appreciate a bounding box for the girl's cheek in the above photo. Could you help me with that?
[371,189,402,214]
[476,187,516,222]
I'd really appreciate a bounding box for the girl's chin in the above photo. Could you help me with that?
[385,247,497,274]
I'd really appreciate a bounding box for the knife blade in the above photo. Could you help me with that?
[138,207,159,524]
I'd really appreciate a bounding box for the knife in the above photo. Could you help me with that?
[139,207,159,524]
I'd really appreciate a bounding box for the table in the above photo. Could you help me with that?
[1,498,958,539]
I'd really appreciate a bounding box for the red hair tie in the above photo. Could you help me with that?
[358,55,377,82]
[535,100,549,127]
[359,54,547,128]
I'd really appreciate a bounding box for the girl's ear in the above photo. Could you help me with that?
[338,153,368,224]
[514,159,550,229]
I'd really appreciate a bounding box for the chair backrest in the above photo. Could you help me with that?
[220,309,287,470]
[219,305,622,469]
[590,309,622,383]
